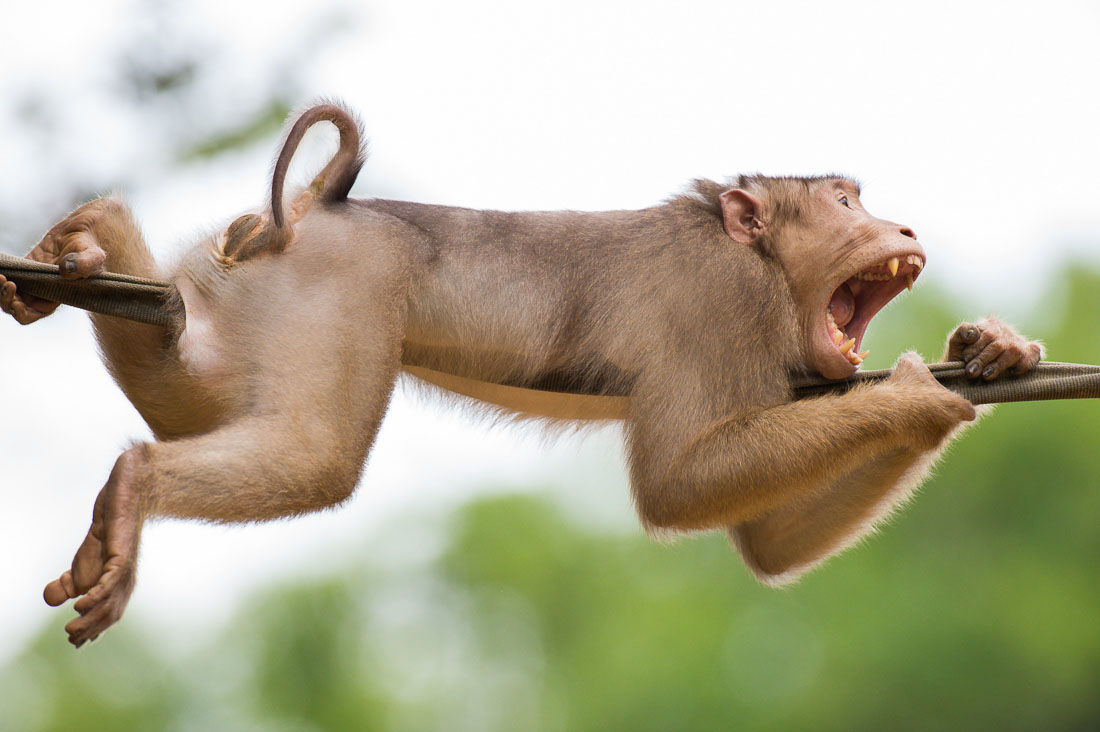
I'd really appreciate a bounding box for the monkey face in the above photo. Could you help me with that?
[777,180,925,379]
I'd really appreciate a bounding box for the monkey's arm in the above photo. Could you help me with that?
[629,353,973,530]
[722,320,1041,583]
[729,444,942,582]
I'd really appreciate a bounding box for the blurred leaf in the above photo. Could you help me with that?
[178,99,293,161]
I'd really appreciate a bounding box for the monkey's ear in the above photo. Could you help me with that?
[718,189,765,246]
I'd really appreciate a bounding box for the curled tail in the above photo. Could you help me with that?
[270,102,366,229]
[223,102,366,262]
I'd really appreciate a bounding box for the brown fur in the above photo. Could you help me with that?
[0,102,1041,646]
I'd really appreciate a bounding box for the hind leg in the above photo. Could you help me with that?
[44,371,402,645]
[43,272,409,646]
[44,447,147,646]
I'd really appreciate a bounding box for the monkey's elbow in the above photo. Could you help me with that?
[729,528,814,588]
[746,558,810,588]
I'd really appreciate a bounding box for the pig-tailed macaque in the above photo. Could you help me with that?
[0,103,1042,646]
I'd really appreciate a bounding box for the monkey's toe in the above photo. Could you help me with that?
[58,243,107,280]
[65,561,134,647]
[43,571,79,607]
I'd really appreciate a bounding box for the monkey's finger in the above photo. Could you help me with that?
[22,291,60,314]
[73,584,106,615]
[19,294,60,319]
[72,562,123,614]
[1,278,61,324]
[947,322,982,358]
[0,277,13,313]
[70,531,105,595]
[58,233,107,279]
[9,298,50,325]
[66,603,111,647]
[957,328,996,366]
[1007,342,1043,375]
[43,571,78,606]
[980,344,1028,381]
[964,340,1006,379]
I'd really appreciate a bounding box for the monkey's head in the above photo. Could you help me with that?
[720,176,925,379]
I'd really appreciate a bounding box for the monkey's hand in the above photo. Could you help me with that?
[887,352,977,450]
[945,317,1043,381]
[0,198,117,325]
[43,448,144,648]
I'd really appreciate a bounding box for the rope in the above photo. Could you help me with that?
[793,361,1100,405]
[4,252,1099,405]
[0,252,174,327]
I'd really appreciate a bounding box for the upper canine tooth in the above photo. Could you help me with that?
[887,257,899,277]
[840,338,856,355]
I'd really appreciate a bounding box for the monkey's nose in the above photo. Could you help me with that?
[899,226,917,240]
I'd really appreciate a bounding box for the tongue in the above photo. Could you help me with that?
[829,284,855,327]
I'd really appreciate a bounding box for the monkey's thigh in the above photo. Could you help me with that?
[145,268,409,520]
[246,258,409,447]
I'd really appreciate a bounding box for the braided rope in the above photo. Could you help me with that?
[0,252,174,327]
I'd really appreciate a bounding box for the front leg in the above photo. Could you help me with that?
[629,353,977,533]
[731,319,1044,582]
[731,445,932,583]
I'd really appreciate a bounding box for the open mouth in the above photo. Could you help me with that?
[825,254,924,367]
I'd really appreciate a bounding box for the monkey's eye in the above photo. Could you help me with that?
[839,195,852,209]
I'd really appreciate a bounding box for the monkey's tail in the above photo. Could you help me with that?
[270,102,366,230]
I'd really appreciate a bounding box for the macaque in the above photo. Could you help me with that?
[0,103,1042,646]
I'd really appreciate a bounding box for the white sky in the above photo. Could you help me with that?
[0,0,1097,662]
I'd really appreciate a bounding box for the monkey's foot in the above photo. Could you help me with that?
[0,274,60,324]
[28,198,114,278]
[43,450,144,647]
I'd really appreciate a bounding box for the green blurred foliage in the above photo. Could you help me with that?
[2,267,1097,731]
[178,99,294,162]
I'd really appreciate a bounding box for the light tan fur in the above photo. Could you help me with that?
[0,102,1041,646]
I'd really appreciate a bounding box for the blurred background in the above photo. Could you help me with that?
[1,1,1097,729]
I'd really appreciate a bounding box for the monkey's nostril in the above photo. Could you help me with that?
[899,227,917,240]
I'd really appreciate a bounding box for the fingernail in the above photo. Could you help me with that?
[983,367,995,378]
[964,327,977,340]
[63,260,77,275]
[967,362,980,376]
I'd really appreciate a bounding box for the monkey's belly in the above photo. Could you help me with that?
[400,341,631,420]
[403,364,629,420]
